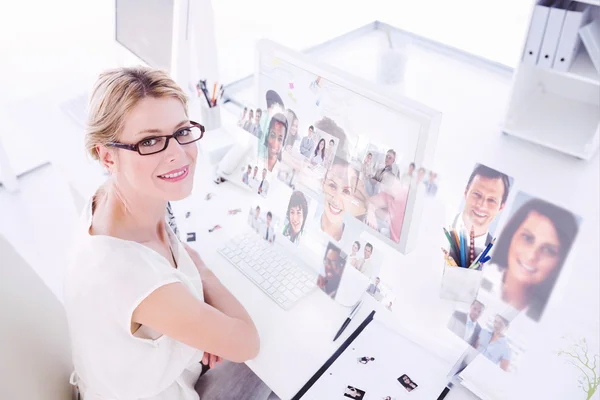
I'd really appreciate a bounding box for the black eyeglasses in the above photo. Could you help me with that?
[106,121,204,156]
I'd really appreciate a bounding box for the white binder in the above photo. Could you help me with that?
[579,19,600,74]
[553,2,591,72]
[538,1,568,68]
[523,0,553,66]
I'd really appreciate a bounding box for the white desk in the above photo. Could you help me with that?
[170,116,478,399]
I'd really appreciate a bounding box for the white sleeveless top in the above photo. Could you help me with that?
[63,198,205,399]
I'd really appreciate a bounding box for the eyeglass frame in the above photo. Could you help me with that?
[105,121,205,156]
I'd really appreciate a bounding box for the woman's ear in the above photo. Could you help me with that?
[97,144,117,174]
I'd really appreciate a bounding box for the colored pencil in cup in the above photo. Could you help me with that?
[441,248,458,267]
[469,226,475,265]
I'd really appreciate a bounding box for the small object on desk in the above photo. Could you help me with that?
[343,385,366,399]
[186,232,196,242]
[356,356,375,364]
[228,208,242,215]
[198,79,212,108]
[333,299,363,341]
[208,224,221,233]
[185,211,191,218]
[205,193,214,200]
[397,374,418,392]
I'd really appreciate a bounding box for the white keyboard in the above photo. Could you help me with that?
[218,232,317,310]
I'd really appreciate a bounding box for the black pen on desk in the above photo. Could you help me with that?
[333,300,363,341]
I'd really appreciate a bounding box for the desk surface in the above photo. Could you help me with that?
[171,115,476,399]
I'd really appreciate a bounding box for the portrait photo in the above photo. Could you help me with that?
[316,242,347,299]
[282,190,311,245]
[479,191,581,323]
[446,163,514,264]
[342,385,366,399]
[397,374,418,392]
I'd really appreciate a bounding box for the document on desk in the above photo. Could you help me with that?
[295,313,451,400]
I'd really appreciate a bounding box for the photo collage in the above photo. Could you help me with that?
[234,54,441,307]
[444,162,581,373]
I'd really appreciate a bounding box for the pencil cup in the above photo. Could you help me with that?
[200,105,222,131]
[439,263,483,303]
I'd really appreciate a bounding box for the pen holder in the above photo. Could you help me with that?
[200,105,222,131]
[439,262,483,303]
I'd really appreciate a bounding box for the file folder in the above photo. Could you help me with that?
[553,3,591,72]
[523,0,553,66]
[538,0,568,69]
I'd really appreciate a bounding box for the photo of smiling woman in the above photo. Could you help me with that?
[283,191,309,244]
[264,113,288,172]
[481,194,579,322]
[311,138,326,166]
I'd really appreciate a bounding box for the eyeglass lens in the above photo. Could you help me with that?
[138,126,202,155]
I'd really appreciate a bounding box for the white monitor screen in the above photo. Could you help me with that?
[237,41,439,257]
[115,0,174,71]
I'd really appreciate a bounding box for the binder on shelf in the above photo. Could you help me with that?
[522,0,553,66]
[553,2,591,72]
[579,19,600,74]
[538,0,568,69]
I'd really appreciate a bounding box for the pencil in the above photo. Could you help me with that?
[441,248,458,266]
[211,82,217,105]
[459,231,467,268]
[469,226,475,265]
[443,228,459,258]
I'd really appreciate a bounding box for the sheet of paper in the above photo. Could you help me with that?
[302,318,451,399]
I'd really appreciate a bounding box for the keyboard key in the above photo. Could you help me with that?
[268,287,276,294]
[281,279,289,286]
[292,288,303,297]
[261,281,271,290]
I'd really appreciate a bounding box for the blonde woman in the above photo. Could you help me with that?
[64,67,278,400]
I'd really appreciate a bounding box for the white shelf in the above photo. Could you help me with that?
[562,49,600,85]
[575,0,600,6]
[504,89,599,159]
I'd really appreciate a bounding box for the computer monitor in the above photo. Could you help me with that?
[245,39,441,256]
[114,0,218,95]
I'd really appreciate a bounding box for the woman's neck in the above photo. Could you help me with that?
[268,155,277,170]
[502,272,531,310]
[321,213,342,241]
[97,180,168,242]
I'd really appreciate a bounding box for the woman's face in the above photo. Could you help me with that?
[111,96,196,201]
[506,211,561,287]
[267,121,285,157]
[493,316,507,333]
[352,242,359,254]
[291,118,299,136]
[365,154,372,163]
[318,140,325,150]
[289,205,304,234]
[322,164,359,225]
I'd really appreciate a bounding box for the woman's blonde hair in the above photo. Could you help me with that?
[85,66,188,160]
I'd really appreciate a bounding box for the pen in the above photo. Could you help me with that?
[199,80,212,108]
[333,300,363,341]
[478,238,496,263]
[469,226,475,265]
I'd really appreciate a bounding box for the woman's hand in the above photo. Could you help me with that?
[202,352,223,369]
[183,243,214,280]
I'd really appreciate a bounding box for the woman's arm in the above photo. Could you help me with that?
[132,246,260,362]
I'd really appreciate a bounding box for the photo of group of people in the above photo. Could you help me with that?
[242,164,270,196]
[247,205,278,243]
[446,162,581,372]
